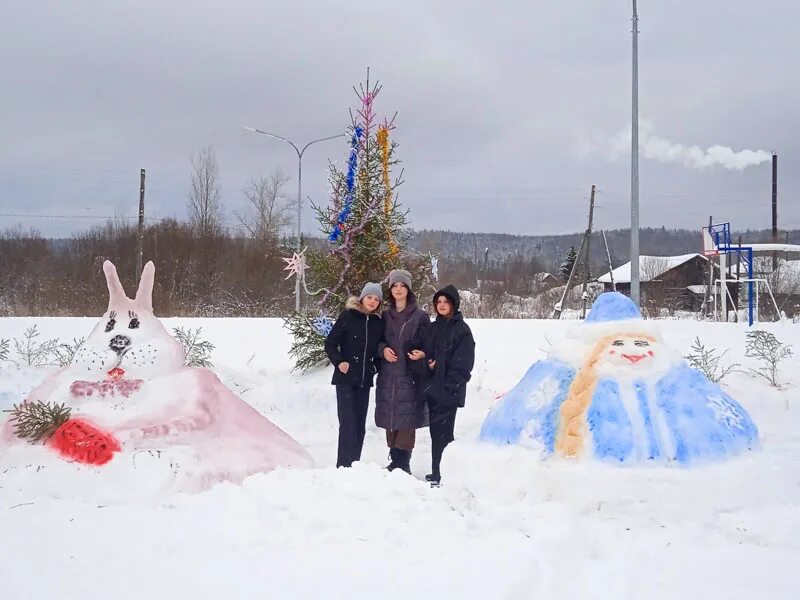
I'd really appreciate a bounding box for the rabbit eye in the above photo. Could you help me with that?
[105,311,117,332]
[129,318,140,329]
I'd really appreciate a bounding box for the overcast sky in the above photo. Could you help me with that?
[1,1,798,238]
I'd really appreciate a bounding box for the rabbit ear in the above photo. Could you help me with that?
[134,261,155,313]
[103,261,127,309]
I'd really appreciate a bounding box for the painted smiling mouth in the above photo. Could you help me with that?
[622,354,647,364]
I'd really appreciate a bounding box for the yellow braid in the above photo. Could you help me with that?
[555,332,657,457]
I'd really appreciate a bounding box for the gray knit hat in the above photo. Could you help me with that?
[359,282,383,301]
[387,269,413,291]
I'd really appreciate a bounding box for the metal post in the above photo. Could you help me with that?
[295,149,303,312]
[630,0,641,307]
[720,251,727,323]
[772,152,778,271]
[137,168,145,277]
[244,127,344,312]
[580,185,596,319]
[705,216,713,317]
[747,248,754,326]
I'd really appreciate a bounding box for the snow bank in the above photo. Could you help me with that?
[1,315,798,599]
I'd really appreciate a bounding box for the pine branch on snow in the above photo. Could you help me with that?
[4,401,72,443]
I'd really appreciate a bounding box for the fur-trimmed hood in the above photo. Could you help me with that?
[345,296,383,316]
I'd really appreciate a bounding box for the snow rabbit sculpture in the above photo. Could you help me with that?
[0,261,313,493]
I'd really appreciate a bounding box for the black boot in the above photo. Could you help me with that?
[397,449,412,474]
[386,448,401,471]
[425,473,441,487]
[426,443,443,486]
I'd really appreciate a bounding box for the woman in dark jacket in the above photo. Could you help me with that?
[324,282,385,468]
[375,269,431,474]
[409,284,475,486]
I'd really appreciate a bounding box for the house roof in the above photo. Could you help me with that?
[686,284,709,295]
[598,253,704,284]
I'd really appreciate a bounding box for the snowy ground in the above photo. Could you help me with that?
[1,317,798,599]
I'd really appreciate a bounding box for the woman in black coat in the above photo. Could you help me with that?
[409,284,475,486]
[324,282,385,468]
[375,269,431,474]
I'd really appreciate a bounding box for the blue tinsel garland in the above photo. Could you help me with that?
[328,125,364,242]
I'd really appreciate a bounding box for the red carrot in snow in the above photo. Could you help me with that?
[6,401,120,466]
[48,418,121,466]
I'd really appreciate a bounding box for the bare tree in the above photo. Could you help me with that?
[187,147,223,237]
[765,259,800,312]
[236,169,294,256]
[639,256,672,316]
[640,256,671,282]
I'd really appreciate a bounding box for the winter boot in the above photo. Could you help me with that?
[397,449,412,474]
[427,443,443,486]
[386,448,401,471]
[425,473,441,487]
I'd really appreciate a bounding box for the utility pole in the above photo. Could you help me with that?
[705,215,713,319]
[772,152,778,270]
[553,185,595,319]
[630,0,641,307]
[478,247,489,309]
[601,229,616,292]
[137,168,145,276]
[580,185,597,318]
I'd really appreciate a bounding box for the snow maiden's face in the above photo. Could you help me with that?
[591,332,673,379]
[604,336,655,366]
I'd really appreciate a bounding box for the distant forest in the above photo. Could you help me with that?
[411,226,799,293]
[0,223,797,316]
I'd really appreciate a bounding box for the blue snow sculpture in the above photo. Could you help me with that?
[480,292,759,465]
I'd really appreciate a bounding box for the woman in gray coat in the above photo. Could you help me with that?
[375,269,431,473]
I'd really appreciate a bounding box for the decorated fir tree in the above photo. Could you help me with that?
[283,74,433,371]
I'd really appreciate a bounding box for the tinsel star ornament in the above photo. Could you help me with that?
[282,250,307,280]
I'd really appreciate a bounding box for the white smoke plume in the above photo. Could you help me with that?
[588,121,772,170]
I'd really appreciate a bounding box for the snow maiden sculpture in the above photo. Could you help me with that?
[480,292,758,464]
[0,261,312,494]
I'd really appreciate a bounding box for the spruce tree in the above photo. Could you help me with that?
[284,74,432,371]
[560,246,577,280]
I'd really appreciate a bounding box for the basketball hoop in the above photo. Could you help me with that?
[701,227,719,257]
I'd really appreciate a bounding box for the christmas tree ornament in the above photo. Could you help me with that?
[282,250,308,280]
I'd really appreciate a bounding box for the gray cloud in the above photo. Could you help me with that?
[1,0,798,238]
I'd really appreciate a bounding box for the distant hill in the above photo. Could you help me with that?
[409,227,800,273]
[42,225,800,276]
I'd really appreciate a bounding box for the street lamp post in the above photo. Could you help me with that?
[245,127,344,312]
[630,0,641,307]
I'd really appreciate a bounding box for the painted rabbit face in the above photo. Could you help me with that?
[70,261,185,379]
